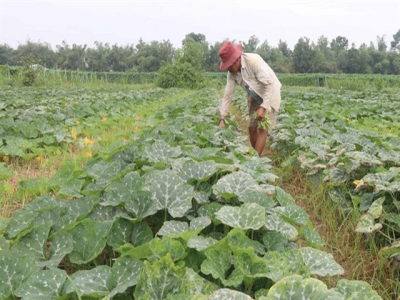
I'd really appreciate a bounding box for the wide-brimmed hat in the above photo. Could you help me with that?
[218,41,243,71]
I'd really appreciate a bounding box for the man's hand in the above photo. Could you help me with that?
[256,107,266,120]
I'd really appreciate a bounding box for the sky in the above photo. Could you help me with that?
[1,0,400,51]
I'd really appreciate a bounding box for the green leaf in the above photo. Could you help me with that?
[335,279,383,299]
[157,217,211,241]
[264,274,342,300]
[188,236,218,251]
[329,168,349,184]
[0,250,36,299]
[355,213,382,233]
[15,268,68,300]
[262,231,289,252]
[178,159,217,182]
[131,221,153,247]
[299,247,344,276]
[105,172,157,219]
[208,288,253,299]
[240,190,275,210]
[215,203,266,230]
[367,197,385,219]
[303,228,325,248]
[5,208,37,238]
[265,214,298,240]
[108,256,143,297]
[63,265,111,297]
[201,248,233,282]
[134,254,185,299]
[263,250,310,282]
[67,219,113,264]
[273,204,309,226]
[107,218,133,250]
[275,187,295,207]
[145,139,182,162]
[180,268,218,296]
[213,171,262,201]
[85,159,122,185]
[0,163,13,180]
[57,179,85,198]
[149,236,186,262]
[144,169,194,218]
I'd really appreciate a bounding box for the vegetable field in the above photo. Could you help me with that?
[0,85,394,299]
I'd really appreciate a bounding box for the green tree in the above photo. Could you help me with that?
[242,35,260,53]
[292,37,324,73]
[0,44,13,65]
[133,39,174,72]
[390,29,400,52]
[13,40,55,68]
[56,41,87,70]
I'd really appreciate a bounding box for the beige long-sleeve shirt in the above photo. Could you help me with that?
[220,53,282,117]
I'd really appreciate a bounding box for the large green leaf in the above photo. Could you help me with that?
[5,208,37,239]
[12,224,71,268]
[57,178,85,198]
[104,171,157,219]
[149,236,186,262]
[179,159,217,182]
[0,250,36,299]
[299,247,344,276]
[85,159,122,185]
[179,268,218,297]
[208,288,253,300]
[63,265,111,298]
[215,203,266,230]
[145,139,182,162]
[157,217,211,241]
[144,169,194,218]
[334,279,383,299]
[272,204,309,226]
[64,256,143,298]
[15,268,68,300]
[213,171,262,201]
[355,213,382,233]
[107,218,133,250]
[67,219,113,264]
[264,214,298,240]
[263,274,342,300]
[134,254,185,299]
[201,248,243,287]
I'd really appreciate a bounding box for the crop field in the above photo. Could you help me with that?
[0,83,398,299]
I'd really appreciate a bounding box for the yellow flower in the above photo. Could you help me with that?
[71,129,77,139]
[102,116,107,121]
[135,114,142,118]
[0,247,2,251]
[353,180,362,185]
[36,156,41,162]
[3,156,9,162]
[76,120,81,125]
[84,137,95,145]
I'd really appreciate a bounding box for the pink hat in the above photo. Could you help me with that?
[218,41,243,71]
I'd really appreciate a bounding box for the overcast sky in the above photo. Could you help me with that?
[1,0,400,51]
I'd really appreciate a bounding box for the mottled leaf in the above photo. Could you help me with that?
[300,247,344,276]
[215,203,266,230]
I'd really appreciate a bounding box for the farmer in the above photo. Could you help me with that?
[218,41,282,156]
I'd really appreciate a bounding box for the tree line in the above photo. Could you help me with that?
[1,31,400,74]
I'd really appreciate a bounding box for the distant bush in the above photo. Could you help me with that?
[155,62,206,89]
